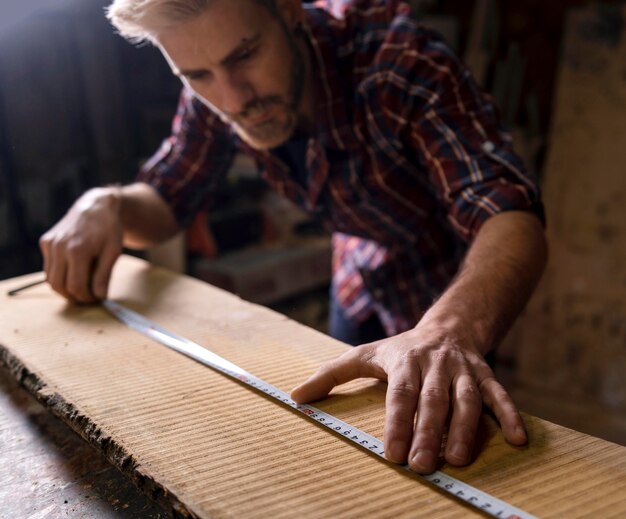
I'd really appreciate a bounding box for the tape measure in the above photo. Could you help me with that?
[103,299,534,519]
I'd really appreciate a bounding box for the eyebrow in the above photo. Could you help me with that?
[175,33,261,77]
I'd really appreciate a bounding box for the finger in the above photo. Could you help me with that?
[445,373,482,466]
[409,372,451,474]
[66,251,96,303]
[479,373,527,445]
[291,346,382,403]
[46,243,72,301]
[39,235,51,276]
[91,243,120,300]
[383,368,421,463]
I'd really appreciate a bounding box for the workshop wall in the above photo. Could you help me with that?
[503,5,626,445]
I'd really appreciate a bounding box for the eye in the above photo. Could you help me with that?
[235,45,258,62]
[186,71,211,81]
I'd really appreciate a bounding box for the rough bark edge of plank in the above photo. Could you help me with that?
[0,342,198,519]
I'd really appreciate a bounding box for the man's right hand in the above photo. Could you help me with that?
[39,187,124,303]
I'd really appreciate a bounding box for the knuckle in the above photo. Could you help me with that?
[48,237,68,255]
[432,348,465,366]
[431,349,451,364]
[398,348,424,366]
[390,380,421,399]
[66,238,86,255]
[46,235,60,251]
[360,345,380,366]
[495,388,511,404]
[457,384,480,403]
[421,386,449,404]
[480,377,509,400]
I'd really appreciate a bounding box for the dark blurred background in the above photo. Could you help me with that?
[0,0,621,278]
[0,0,181,278]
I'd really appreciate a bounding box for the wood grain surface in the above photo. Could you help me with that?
[1,255,626,518]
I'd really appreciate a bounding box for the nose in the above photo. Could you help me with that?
[217,71,254,116]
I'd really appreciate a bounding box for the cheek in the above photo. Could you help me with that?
[251,37,296,96]
[251,71,288,100]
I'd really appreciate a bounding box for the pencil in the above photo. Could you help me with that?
[7,278,47,297]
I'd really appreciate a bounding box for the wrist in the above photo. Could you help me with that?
[417,302,496,356]
[77,186,122,215]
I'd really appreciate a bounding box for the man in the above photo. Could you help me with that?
[40,0,547,475]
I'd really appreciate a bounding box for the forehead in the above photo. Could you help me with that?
[155,0,275,67]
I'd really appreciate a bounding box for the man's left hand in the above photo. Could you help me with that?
[290,325,527,474]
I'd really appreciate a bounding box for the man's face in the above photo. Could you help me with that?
[156,0,307,150]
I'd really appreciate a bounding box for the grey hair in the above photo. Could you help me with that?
[106,0,277,44]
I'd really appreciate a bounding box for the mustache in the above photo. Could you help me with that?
[227,95,286,121]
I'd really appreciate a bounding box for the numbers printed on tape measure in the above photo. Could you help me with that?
[103,300,536,519]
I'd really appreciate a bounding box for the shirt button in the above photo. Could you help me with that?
[482,141,496,153]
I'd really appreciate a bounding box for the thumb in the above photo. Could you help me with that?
[291,346,381,404]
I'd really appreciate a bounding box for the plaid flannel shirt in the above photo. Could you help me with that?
[138,0,544,336]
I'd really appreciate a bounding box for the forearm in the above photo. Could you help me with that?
[419,211,548,355]
[95,183,180,249]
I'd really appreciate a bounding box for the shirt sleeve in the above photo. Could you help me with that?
[136,87,237,228]
[400,29,545,241]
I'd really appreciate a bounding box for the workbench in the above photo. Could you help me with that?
[1,255,625,518]
[0,370,166,518]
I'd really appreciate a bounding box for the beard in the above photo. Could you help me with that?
[224,28,307,150]
[230,95,298,149]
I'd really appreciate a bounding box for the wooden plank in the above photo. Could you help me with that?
[1,255,626,518]
[505,6,626,443]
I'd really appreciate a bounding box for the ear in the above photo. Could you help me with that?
[275,0,304,30]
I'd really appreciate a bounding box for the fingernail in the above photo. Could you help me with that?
[290,385,305,401]
[386,441,405,462]
[450,443,469,461]
[411,450,435,472]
